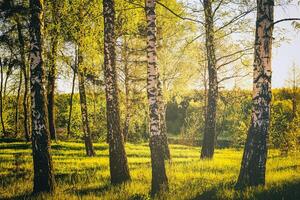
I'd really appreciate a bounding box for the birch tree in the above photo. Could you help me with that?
[145,0,168,195]
[29,0,55,193]
[157,79,170,160]
[103,0,131,184]
[200,0,218,159]
[236,0,274,188]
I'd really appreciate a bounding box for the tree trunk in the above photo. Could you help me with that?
[29,0,55,193]
[77,46,95,157]
[157,79,170,160]
[67,63,76,137]
[23,62,30,142]
[122,38,130,142]
[47,36,58,141]
[16,18,30,142]
[145,0,168,195]
[201,0,218,159]
[3,64,12,100]
[47,0,59,141]
[93,83,97,128]
[103,0,131,184]
[15,70,22,136]
[3,64,13,100]
[202,62,208,123]
[123,64,130,142]
[0,59,6,136]
[235,0,274,188]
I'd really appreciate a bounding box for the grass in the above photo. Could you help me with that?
[0,141,299,200]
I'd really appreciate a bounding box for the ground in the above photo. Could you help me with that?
[0,141,299,200]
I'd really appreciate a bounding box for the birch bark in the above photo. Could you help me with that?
[103,0,131,184]
[236,0,274,188]
[145,0,168,195]
[29,0,55,193]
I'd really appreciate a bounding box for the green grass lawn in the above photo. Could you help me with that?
[0,141,299,200]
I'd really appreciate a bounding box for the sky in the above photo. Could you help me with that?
[272,2,300,88]
[218,1,300,89]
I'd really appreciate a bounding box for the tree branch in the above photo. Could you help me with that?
[212,0,224,18]
[215,7,256,33]
[218,72,250,84]
[156,1,204,25]
[269,18,300,29]
[216,47,253,62]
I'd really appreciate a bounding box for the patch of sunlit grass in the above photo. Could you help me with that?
[0,141,299,199]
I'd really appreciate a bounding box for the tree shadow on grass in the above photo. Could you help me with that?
[0,138,24,143]
[190,181,232,200]
[0,193,32,200]
[252,181,300,200]
[192,187,219,200]
[191,181,300,200]
[0,171,30,187]
[0,143,30,150]
[129,193,150,200]
[0,192,48,200]
[55,167,105,185]
[276,164,300,172]
[51,144,107,151]
[72,183,111,196]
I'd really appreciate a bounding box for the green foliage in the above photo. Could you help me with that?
[270,100,293,148]
[270,89,300,155]
[166,90,252,147]
[1,86,300,151]
[166,97,189,135]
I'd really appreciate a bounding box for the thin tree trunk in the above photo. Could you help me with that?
[67,65,76,137]
[3,60,13,101]
[0,59,6,136]
[16,18,30,142]
[47,0,59,141]
[202,61,208,123]
[77,46,95,157]
[103,0,131,184]
[15,70,22,136]
[47,37,57,141]
[145,0,168,196]
[29,0,55,193]
[93,83,97,127]
[3,65,12,99]
[123,112,130,142]
[236,0,274,188]
[201,0,218,159]
[23,62,30,141]
[122,38,130,142]
[157,78,170,160]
